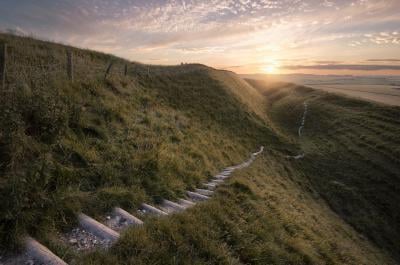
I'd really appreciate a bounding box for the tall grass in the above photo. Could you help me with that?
[251,80,400,263]
[0,33,397,265]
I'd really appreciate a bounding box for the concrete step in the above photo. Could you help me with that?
[187,191,210,201]
[141,203,168,216]
[161,199,186,213]
[178,198,196,208]
[113,207,144,226]
[203,183,216,189]
[253,146,264,156]
[25,237,68,265]
[195,188,214,196]
[212,179,224,184]
[78,213,120,241]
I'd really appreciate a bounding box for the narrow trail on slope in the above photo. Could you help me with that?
[286,101,308,160]
[3,147,264,265]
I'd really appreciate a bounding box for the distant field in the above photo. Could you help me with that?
[241,74,400,106]
[305,84,400,106]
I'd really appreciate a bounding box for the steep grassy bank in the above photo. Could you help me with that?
[249,79,400,262]
[0,34,397,265]
[0,33,283,250]
[74,154,393,265]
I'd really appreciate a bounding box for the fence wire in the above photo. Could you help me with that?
[1,48,207,92]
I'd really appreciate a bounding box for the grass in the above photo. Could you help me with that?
[0,33,398,265]
[249,80,400,263]
[0,33,281,250]
[75,155,392,265]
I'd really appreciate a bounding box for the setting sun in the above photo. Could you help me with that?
[263,65,278,74]
[262,60,280,74]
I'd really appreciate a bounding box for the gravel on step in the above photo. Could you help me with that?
[104,215,131,232]
[60,228,113,251]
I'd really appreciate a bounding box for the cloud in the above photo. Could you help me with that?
[283,64,400,71]
[1,0,400,74]
[350,31,400,46]
[313,60,343,64]
[5,27,27,36]
[367,59,400,62]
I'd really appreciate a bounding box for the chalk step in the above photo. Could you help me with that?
[211,179,224,184]
[178,198,196,208]
[161,199,186,213]
[195,188,214,196]
[141,203,168,216]
[25,237,68,265]
[113,207,143,226]
[253,146,264,156]
[203,183,216,189]
[187,191,210,201]
[215,174,229,180]
[78,213,120,241]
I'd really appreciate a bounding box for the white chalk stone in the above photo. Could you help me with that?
[162,199,186,212]
[203,183,216,189]
[195,188,214,196]
[186,191,210,201]
[212,179,224,184]
[141,203,168,216]
[113,207,143,226]
[215,174,229,179]
[78,213,120,241]
[178,199,196,208]
[24,237,68,265]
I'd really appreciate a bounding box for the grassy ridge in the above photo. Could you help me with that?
[0,34,397,265]
[0,33,281,250]
[249,80,400,262]
[75,155,392,265]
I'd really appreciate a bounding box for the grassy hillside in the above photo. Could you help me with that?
[0,33,282,247]
[0,34,397,265]
[79,155,392,265]
[248,79,400,262]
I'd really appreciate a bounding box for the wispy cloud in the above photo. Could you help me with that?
[367,58,400,62]
[0,0,400,74]
[284,64,400,71]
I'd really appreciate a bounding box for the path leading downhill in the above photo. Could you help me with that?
[287,101,308,160]
[3,146,264,265]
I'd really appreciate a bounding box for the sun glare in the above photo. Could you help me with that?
[264,65,277,74]
[262,60,280,74]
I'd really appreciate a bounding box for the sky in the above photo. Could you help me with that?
[0,0,400,75]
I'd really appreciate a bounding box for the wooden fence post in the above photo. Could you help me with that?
[0,43,6,90]
[105,62,113,79]
[66,50,73,82]
[124,64,128,76]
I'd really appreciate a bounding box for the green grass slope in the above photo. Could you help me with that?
[0,33,281,248]
[0,34,397,265]
[248,79,400,263]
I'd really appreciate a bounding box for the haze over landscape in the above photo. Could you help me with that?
[0,1,399,265]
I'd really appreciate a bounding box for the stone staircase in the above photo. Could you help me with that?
[2,147,264,265]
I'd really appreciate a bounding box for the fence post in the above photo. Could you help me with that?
[105,62,113,79]
[124,64,128,76]
[0,43,6,90]
[66,50,73,82]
